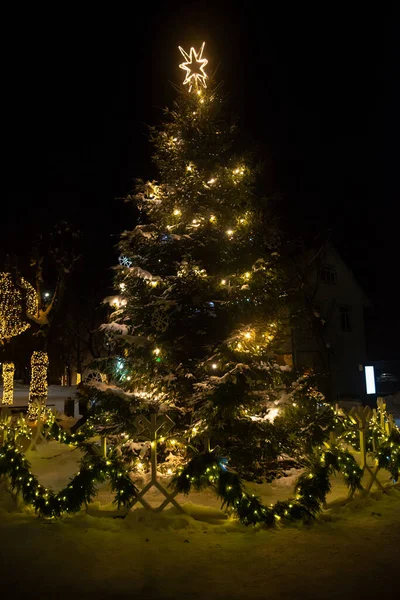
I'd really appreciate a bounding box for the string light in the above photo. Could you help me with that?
[1,362,14,405]
[178,42,208,90]
[28,351,49,417]
[173,208,181,216]
[226,229,234,237]
[0,273,38,340]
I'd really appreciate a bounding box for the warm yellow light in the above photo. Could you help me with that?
[209,215,216,222]
[153,348,160,356]
[173,208,181,216]
[211,363,218,369]
[119,283,126,291]
[226,230,234,236]
[149,281,158,287]
[208,178,216,184]
[1,361,14,405]
[0,273,38,341]
[178,42,208,90]
[244,332,252,339]
[127,376,131,381]
[28,351,49,418]
[243,272,251,280]
[233,167,245,176]
[221,279,226,285]
[186,164,193,172]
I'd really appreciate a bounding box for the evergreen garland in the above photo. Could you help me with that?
[0,429,137,518]
[171,446,363,527]
[374,428,400,481]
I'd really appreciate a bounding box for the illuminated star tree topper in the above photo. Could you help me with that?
[178,42,208,90]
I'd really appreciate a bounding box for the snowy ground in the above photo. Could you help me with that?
[1,438,400,600]
[0,383,78,415]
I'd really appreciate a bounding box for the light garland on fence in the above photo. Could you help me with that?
[0,403,399,523]
[1,362,15,405]
[0,439,138,518]
[172,444,363,527]
[0,414,136,517]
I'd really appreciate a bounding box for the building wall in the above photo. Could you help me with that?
[292,243,370,400]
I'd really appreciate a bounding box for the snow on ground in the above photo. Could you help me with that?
[1,480,399,600]
[1,389,400,598]
[1,437,400,599]
[0,383,77,415]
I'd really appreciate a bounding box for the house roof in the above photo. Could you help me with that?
[305,240,371,307]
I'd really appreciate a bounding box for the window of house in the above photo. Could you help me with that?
[340,306,352,332]
[319,265,337,284]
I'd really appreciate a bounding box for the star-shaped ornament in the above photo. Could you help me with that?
[178,42,208,90]
[118,255,132,268]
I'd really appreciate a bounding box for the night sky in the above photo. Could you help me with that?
[3,4,399,358]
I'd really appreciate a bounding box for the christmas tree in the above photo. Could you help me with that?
[90,43,332,481]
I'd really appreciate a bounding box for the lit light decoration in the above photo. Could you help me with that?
[118,256,132,268]
[82,369,108,385]
[229,322,278,355]
[178,42,208,90]
[151,306,170,332]
[0,273,38,341]
[1,362,15,405]
[28,351,49,418]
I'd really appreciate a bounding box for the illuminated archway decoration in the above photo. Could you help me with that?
[28,351,49,419]
[178,42,208,90]
[1,362,15,406]
[0,273,38,341]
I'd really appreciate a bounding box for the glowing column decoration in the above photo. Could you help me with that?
[28,351,49,417]
[1,361,15,405]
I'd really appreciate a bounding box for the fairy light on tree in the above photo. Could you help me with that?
[0,272,38,341]
[28,351,49,418]
[1,362,15,406]
[87,43,331,483]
